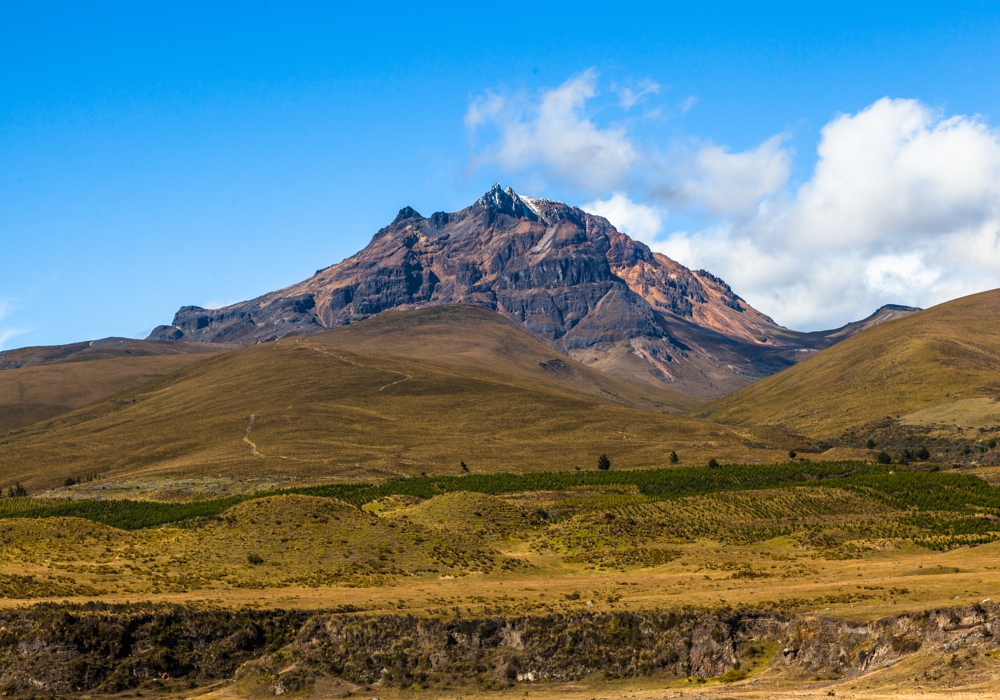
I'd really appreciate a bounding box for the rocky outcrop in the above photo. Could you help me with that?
[149,185,917,397]
[2,604,996,695]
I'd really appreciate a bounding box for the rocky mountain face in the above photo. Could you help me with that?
[150,185,916,397]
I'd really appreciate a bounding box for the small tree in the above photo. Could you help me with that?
[866,438,876,449]
[597,455,611,471]
[707,458,720,469]
[669,451,679,464]
[915,446,930,461]
[899,448,912,465]
[460,461,469,473]
[788,450,797,459]
[876,451,892,465]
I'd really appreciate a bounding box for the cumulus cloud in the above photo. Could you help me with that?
[671,135,791,215]
[466,74,1000,329]
[660,98,1000,329]
[466,70,637,192]
[584,193,666,242]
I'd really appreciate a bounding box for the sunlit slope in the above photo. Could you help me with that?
[697,289,1000,439]
[309,304,701,412]
[0,341,230,433]
[0,311,783,490]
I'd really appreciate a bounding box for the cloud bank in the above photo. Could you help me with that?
[467,77,1000,329]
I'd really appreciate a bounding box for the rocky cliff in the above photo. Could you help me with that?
[149,185,916,397]
[1,603,996,695]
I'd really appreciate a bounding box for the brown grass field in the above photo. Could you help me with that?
[6,301,1000,698]
[0,307,795,492]
[0,340,230,433]
[2,483,1000,698]
[697,288,1000,440]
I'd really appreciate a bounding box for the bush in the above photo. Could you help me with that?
[915,446,930,461]
[669,451,679,464]
[866,438,876,449]
[719,668,748,683]
[460,462,469,472]
[247,553,264,565]
[707,458,720,469]
[788,450,797,459]
[876,451,892,465]
[597,455,611,471]
[899,449,912,465]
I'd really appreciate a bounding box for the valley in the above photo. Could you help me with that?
[2,189,1000,699]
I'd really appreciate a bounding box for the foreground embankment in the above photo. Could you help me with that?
[0,603,996,696]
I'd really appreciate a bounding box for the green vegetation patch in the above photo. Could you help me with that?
[4,462,1000,543]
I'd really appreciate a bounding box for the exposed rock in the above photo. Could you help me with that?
[149,184,919,397]
[3,603,997,694]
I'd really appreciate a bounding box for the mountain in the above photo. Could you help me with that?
[695,289,1000,439]
[0,305,787,491]
[149,184,917,398]
[0,338,232,434]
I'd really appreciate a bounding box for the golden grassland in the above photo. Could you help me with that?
[4,483,1000,698]
[0,310,795,492]
[697,288,1000,440]
[0,353,223,434]
[9,298,1000,697]
[2,486,999,619]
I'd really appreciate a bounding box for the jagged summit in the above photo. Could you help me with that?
[148,187,914,397]
[477,183,539,221]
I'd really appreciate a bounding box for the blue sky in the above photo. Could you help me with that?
[3,2,1000,348]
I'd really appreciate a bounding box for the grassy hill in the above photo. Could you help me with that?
[301,304,702,412]
[697,289,1000,439]
[0,339,231,433]
[0,306,786,491]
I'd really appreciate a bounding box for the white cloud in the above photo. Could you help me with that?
[0,299,33,350]
[659,98,1000,329]
[583,193,665,243]
[618,79,660,109]
[465,75,1000,330]
[680,96,699,114]
[0,329,29,350]
[466,70,638,192]
[674,135,791,215]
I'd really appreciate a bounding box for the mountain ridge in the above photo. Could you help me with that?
[149,184,919,397]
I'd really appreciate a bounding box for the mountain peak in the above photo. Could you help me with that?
[148,186,838,398]
[477,183,538,221]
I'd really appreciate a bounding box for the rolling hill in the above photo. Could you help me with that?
[696,289,1000,439]
[0,305,788,493]
[0,338,232,433]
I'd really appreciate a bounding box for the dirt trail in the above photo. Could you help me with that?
[310,345,412,391]
[243,415,262,457]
